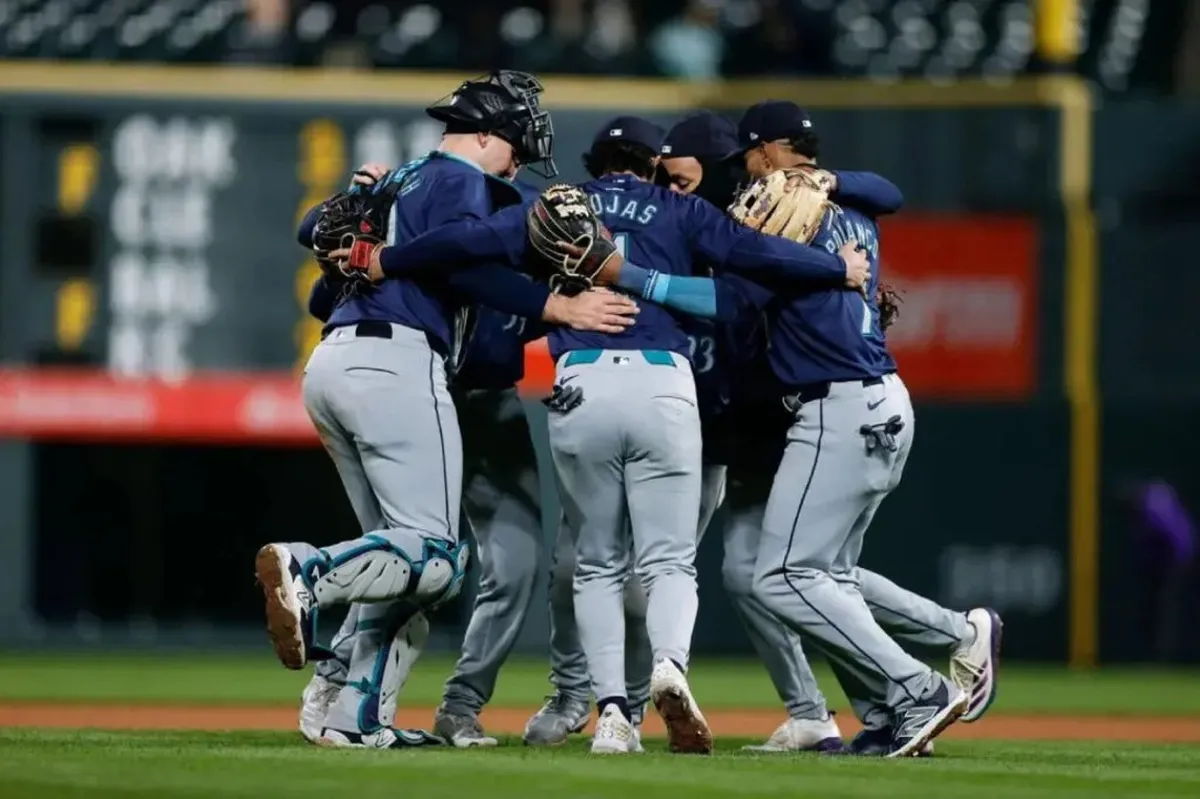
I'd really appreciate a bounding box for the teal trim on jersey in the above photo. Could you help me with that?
[563,349,676,368]
[641,350,676,367]
[563,349,602,366]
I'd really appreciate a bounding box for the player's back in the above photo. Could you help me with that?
[327,152,500,355]
[546,174,693,361]
[768,204,896,387]
[454,178,542,390]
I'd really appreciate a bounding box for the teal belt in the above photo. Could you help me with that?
[563,349,676,368]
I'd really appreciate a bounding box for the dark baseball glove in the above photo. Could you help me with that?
[526,184,619,296]
[310,189,391,285]
[876,282,903,331]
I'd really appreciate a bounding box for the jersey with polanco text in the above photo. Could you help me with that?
[765,204,896,388]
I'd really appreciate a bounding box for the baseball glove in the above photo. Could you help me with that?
[526,184,619,296]
[727,167,834,244]
[310,189,391,285]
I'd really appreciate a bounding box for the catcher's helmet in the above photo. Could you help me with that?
[426,71,557,178]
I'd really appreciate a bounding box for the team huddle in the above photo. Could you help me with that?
[255,70,1002,759]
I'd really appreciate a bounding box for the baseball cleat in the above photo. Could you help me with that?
[650,659,713,754]
[299,674,341,744]
[255,544,314,670]
[433,705,499,748]
[523,693,591,746]
[318,727,445,749]
[742,714,844,753]
[886,682,968,758]
[591,704,636,754]
[951,608,1003,723]
[631,726,645,753]
[847,727,933,757]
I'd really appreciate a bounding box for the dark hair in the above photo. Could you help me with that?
[582,140,658,180]
[783,131,820,161]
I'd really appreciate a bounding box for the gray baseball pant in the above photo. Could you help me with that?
[724,468,971,723]
[439,387,544,717]
[753,374,946,714]
[547,349,701,704]
[293,323,464,733]
[546,463,726,718]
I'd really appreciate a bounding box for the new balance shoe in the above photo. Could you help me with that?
[887,682,968,758]
[254,544,314,670]
[951,608,1003,723]
[650,659,713,754]
[743,714,844,753]
[523,693,590,746]
[433,705,499,748]
[848,726,933,757]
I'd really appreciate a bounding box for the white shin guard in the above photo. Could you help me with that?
[321,605,429,733]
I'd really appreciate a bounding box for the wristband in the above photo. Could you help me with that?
[348,239,379,271]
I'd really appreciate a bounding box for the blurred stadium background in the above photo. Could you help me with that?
[0,0,1197,678]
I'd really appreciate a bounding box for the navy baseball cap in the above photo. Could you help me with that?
[737,100,815,152]
[592,116,666,153]
[661,111,740,161]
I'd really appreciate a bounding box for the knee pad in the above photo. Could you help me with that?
[313,536,470,610]
[413,538,470,609]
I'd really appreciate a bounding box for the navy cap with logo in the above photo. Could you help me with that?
[737,100,815,153]
[661,111,740,161]
[592,115,666,153]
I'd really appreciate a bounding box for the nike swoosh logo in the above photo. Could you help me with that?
[558,375,579,387]
[867,398,885,411]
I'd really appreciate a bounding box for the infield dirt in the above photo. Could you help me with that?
[1,704,1198,743]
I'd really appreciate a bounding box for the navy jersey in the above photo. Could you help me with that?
[326,152,506,354]
[545,174,703,361]
[687,272,774,424]
[767,204,897,387]
[454,180,544,390]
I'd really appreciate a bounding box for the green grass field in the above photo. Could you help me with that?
[1,653,1198,798]
[2,652,1200,715]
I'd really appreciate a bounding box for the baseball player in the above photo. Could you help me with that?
[363,117,872,754]
[303,169,561,749]
[431,175,553,748]
[265,71,639,750]
[732,100,983,757]
[658,110,1001,755]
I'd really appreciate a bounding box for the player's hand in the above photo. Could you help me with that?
[542,288,639,334]
[351,162,390,187]
[838,240,870,292]
[328,242,385,282]
[555,233,624,286]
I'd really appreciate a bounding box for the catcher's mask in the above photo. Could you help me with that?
[427,71,557,178]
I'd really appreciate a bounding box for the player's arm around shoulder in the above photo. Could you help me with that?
[829,171,903,216]
[686,183,870,291]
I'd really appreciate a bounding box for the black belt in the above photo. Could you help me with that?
[322,321,448,358]
[785,375,887,405]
